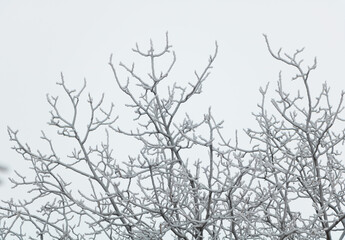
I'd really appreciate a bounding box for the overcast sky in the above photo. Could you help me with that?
[0,0,345,227]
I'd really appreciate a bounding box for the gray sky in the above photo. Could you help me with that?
[0,1,345,236]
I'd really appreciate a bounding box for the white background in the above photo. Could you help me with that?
[0,0,345,238]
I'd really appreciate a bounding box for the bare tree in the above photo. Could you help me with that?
[243,35,345,240]
[1,34,344,240]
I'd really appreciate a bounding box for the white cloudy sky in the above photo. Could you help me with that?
[0,0,344,223]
